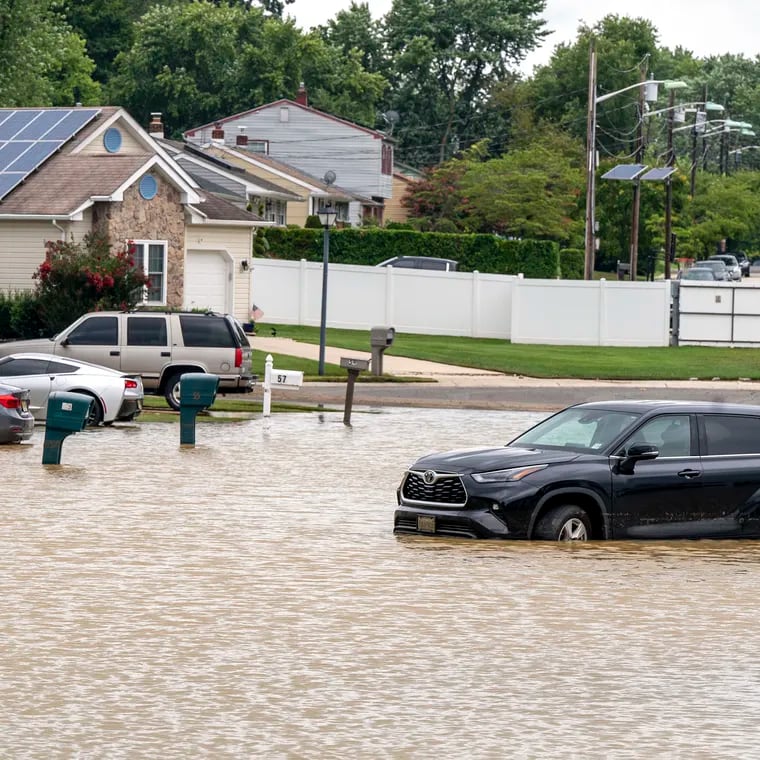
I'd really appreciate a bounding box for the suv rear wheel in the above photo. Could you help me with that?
[164,372,183,411]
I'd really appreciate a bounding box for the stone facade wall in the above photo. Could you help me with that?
[92,173,185,307]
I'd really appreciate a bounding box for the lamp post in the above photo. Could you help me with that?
[583,41,686,279]
[317,200,337,376]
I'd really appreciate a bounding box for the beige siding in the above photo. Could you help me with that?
[214,154,310,226]
[0,221,58,291]
[385,175,415,224]
[185,225,253,321]
[78,117,146,156]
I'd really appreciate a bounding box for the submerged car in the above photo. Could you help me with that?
[394,400,760,541]
[0,353,143,426]
[0,382,34,443]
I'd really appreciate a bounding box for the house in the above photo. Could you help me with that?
[199,143,369,227]
[184,86,394,226]
[0,106,262,322]
[150,118,302,226]
[386,162,424,224]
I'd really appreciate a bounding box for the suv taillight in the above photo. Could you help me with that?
[235,347,243,368]
[0,393,20,409]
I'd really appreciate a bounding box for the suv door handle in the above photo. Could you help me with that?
[110,351,120,356]
[678,469,701,479]
[161,351,170,357]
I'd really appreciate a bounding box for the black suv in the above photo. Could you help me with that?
[394,401,760,541]
[0,311,254,410]
[734,251,751,278]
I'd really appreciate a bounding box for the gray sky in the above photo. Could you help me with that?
[287,0,759,75]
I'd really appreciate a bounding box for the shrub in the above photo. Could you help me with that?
[304,215,322,229]
[560,248,584,280]
[33,233,150,335]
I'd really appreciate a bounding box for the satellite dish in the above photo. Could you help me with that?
[324,170,336,186]
[381,110,400,134]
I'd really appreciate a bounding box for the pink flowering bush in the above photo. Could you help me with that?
[33,233,151,334]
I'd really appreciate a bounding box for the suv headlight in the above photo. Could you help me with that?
[471,464,547,483]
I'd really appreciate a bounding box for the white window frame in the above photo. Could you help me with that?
[131,239,168,305]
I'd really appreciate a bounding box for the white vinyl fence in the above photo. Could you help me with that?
[250,258,673,346]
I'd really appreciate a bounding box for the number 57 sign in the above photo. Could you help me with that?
[263,354,303,416]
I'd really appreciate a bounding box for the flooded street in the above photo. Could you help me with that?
[5,407,760,758]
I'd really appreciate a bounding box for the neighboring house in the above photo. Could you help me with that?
[0,106,262,322]
[201,143,369,227]
[151,118,301,226]
[386,162,424,224]
[184,85,394,226]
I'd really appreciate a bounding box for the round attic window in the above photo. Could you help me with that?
[139,174,158,200]
[103,127,122,153]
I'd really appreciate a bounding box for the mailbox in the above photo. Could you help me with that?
[340,357,370,372]
[180,373,219,409]
[371,326,396,347]
[272,369,303,389]
[179,372,219,446]
[47,391,92,433]
[42,391,93,465]
[370,325,395,376]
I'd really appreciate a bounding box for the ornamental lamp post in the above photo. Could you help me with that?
[316,195,337,376]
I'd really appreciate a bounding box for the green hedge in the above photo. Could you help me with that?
[560,248,584,280]
[263,228,561,279]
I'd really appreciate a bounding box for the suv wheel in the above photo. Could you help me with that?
[164,372,183,411]
[534,505,591,541]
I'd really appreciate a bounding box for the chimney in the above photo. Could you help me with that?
[211,122,225,143]
[295,82,308,107]
[148,112,164,139]
[236,126,248,147]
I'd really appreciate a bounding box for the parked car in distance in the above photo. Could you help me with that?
[394,400,760,541]
[0,311,253,410]
[0,353,143,426]
[376,255,459,272]
[733,251,751,277]
[0,382,34,443]
[707,254,742,280]
[679,267,724,281]
[692,259,729,280]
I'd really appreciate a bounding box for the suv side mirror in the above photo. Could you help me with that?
[618,443,659,474]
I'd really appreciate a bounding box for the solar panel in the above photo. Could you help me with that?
[0,108,100,201]
[601,163,648,181]
[640,167,677,181]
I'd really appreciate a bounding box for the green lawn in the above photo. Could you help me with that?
[253,323,760,381]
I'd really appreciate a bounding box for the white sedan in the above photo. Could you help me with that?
[0,353,143,426]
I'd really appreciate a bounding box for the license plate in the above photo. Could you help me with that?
[418,515,436,533]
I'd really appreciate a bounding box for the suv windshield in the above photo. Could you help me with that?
[510,408,641,452]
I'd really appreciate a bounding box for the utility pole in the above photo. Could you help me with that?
[629,64,647,281]
[583,39,597,280]
[664,87,676,281]
[690,85,708,197]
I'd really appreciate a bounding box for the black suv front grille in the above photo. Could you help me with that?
[402,470,467,506]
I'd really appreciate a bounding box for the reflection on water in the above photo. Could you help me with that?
[4,409,760,758]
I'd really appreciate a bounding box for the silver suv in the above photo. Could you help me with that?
[0,311,254,410]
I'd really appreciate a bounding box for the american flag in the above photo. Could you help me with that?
[250,304,264,322]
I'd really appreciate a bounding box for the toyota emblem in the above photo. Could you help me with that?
[423,470,437,485]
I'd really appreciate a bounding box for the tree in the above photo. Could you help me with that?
[108,1,387,134]
[460,129,584,242]
[383,0,548,165]
[318,2,386,75]
[0,0,100,106]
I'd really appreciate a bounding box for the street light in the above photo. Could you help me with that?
[317,200,337,376]
[583,40,687,279]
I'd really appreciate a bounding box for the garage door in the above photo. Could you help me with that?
[185,251,229,313]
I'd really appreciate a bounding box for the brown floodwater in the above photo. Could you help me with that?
[4,408,760,759]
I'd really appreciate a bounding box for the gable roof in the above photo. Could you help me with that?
[185,99,392,142]
[0,106,202,218]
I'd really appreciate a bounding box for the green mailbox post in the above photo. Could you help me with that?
[43,391,93,465]
[179,373,219,446]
